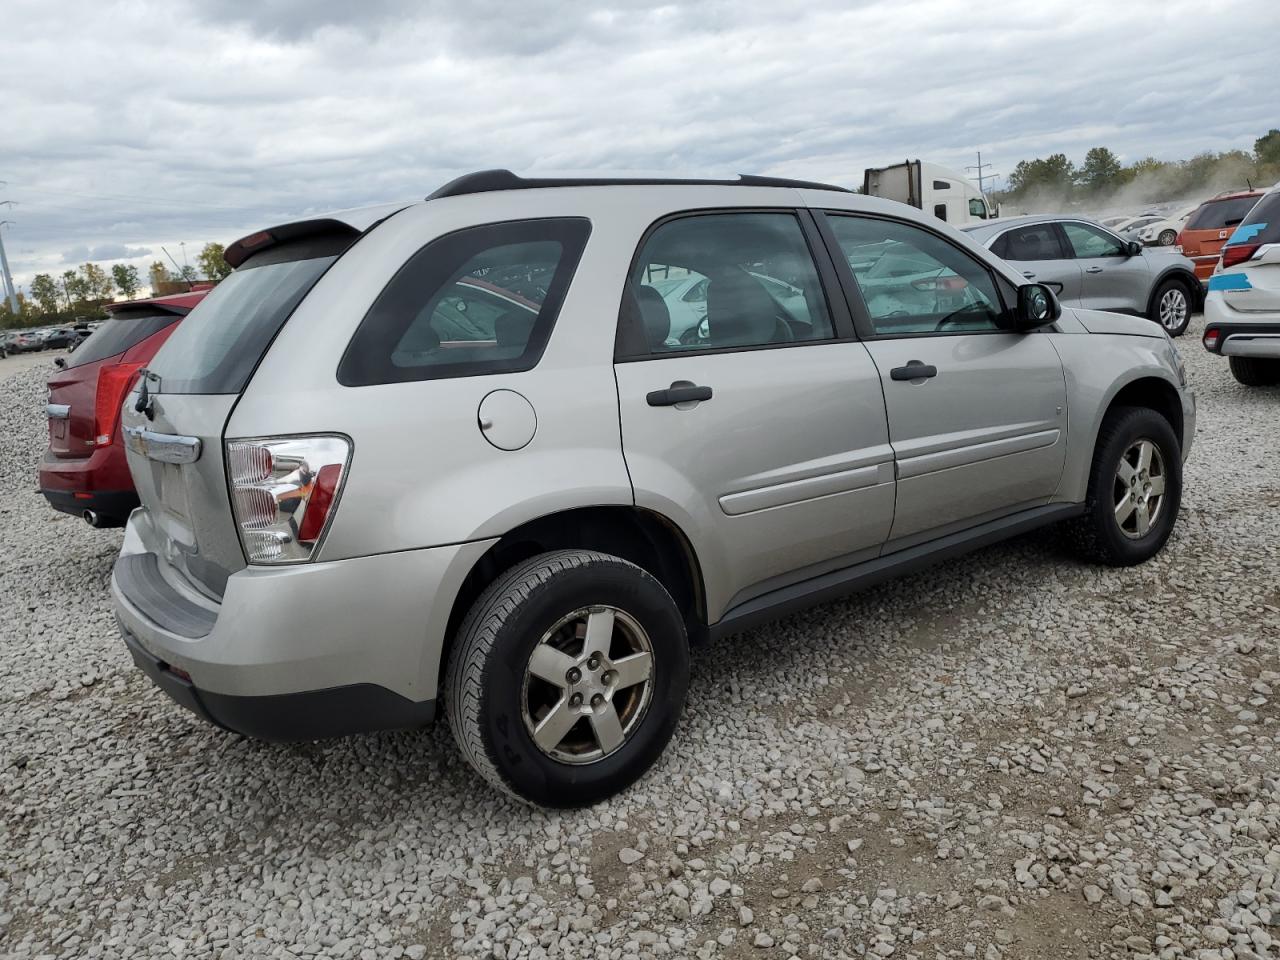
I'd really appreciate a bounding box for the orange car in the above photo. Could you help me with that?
[1177,189,1265,282]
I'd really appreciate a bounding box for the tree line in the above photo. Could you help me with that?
[1,241,232,329]
[998,129,1280,209]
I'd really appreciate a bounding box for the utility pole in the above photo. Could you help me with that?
[0,195,18,314]
[966,151,999,200]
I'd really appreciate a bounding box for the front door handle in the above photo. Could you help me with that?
[1085,266,1104,274]
[890,361,938,382]
[647,380,713,407]
[1022,271,1036,279]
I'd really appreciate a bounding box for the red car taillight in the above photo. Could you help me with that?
[1203,328,1220,352]
[1221,243,1260,269]
[93,362,144,446]
[227,436,350,563]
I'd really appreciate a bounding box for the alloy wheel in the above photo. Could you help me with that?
[521,606,654,764]
[1158,288,1187,332]
[1113,438,1167,539]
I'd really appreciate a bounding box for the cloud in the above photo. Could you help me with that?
[3,0,1278,291]
[61,243,153,264]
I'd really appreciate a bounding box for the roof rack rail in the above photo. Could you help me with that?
[427,168,852,200]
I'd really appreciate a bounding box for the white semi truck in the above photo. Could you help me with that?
[863,160,997,224]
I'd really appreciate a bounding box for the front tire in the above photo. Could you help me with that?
[1158,229,1177,246]
[445,550,689,807]
[1150,278,1192,337]
[1064,406,1182,566]
[1229,356,1280,387]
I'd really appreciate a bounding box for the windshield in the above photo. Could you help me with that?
[1186,196,1262,231]
[147,253,335,394]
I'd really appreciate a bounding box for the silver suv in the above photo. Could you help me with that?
[112,171,1195,806]
[962,215,1202,337]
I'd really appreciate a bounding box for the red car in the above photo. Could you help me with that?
[40,289,210,527]
[1177,189,1266,282]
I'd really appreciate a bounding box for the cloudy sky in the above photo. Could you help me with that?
[2,0,1275,293]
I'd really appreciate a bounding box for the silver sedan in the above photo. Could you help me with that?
[963,215,1202,336]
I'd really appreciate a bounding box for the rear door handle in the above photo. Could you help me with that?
[1085,266,1104,274]
[890,361,938,382]
[646,380,712,407]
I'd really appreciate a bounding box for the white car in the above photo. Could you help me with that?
[1133,206,1198,248]
[1201,184,1280,385]
[1114,214,1165,241]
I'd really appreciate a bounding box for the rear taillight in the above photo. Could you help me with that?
[1221,243,1260,269]
[227,436,350,564]
[93,362,144,446]
[1203,328,1220,352]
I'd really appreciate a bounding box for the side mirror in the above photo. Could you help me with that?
[1124,240,1142,257]
[1016,282,1060,330]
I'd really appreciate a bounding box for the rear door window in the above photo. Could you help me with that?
[1186,196,1263,230]
[147,233,350,394]
[66,311,179,367]
[339,218,590,386]
[995,224,1068,261]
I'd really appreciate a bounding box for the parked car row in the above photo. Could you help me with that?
[81,170,1195,807]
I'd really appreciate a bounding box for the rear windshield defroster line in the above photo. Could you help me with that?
[145,232,353,395]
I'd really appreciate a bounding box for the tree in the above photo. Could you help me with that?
[80,262,113,301]
[112,263,141,300]
[1255,129,1280,167]
[177,264,198,283]
[196,241,232,282]
[148,261,173,294]
[1077,147,1122,196]
[30,273,61,315]
[61,269,89,310]
[1006,153,1076,201]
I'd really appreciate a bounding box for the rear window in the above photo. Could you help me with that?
[338,218,590,386]
[1186,195,1262,231]
[147,234,348,394]
[66,311,179,368]
[1230,192,1280,246]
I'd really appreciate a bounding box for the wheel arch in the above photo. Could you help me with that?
[1147,267,1203,316]
[441,505,708,684]
[1099,374,1185,455]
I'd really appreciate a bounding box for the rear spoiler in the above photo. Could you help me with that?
[104,302,193,318]
[224,202,412,269]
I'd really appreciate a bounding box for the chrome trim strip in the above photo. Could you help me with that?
[124,425,203,464]
[1222,334,1280,358]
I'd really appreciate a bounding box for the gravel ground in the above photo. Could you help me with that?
[2,319,1278,960]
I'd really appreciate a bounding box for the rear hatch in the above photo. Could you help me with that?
[121,227,359,598]
[1180,194,1264,270]
[46,308,185,458]
[1217,191,1280,314]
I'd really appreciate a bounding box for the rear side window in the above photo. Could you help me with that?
[1186,196,1262,230]
[66,311,178,368]
[994,224,1066,261]
[339,218,590,386]
[1230,192,1280,245]
[148,233,350,394]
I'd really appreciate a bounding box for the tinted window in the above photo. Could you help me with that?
[66,311,179,368]
[623,213,834,354]
[1061,222,1124,258]
[339,218,589,386]
[827,215,1005,337]
[933,204,948,221]
[1186,196,1263,230]
[997,224,1066,262]
[1232,192,1280,245]
[932,180,950,190]
[149,236,349,394]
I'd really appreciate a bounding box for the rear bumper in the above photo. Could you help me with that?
[111,510,495,739]
[40,488,137,525]
[1202,299,1280,358]
[39,445,137,522]
[120,624,436,741]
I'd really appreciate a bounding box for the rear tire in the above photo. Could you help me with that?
[445,549,689,807]
[1149,278,1192,337]
[1228,356,1280,387]
[1158,229,1177,246]
[1064,406,1182,566]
